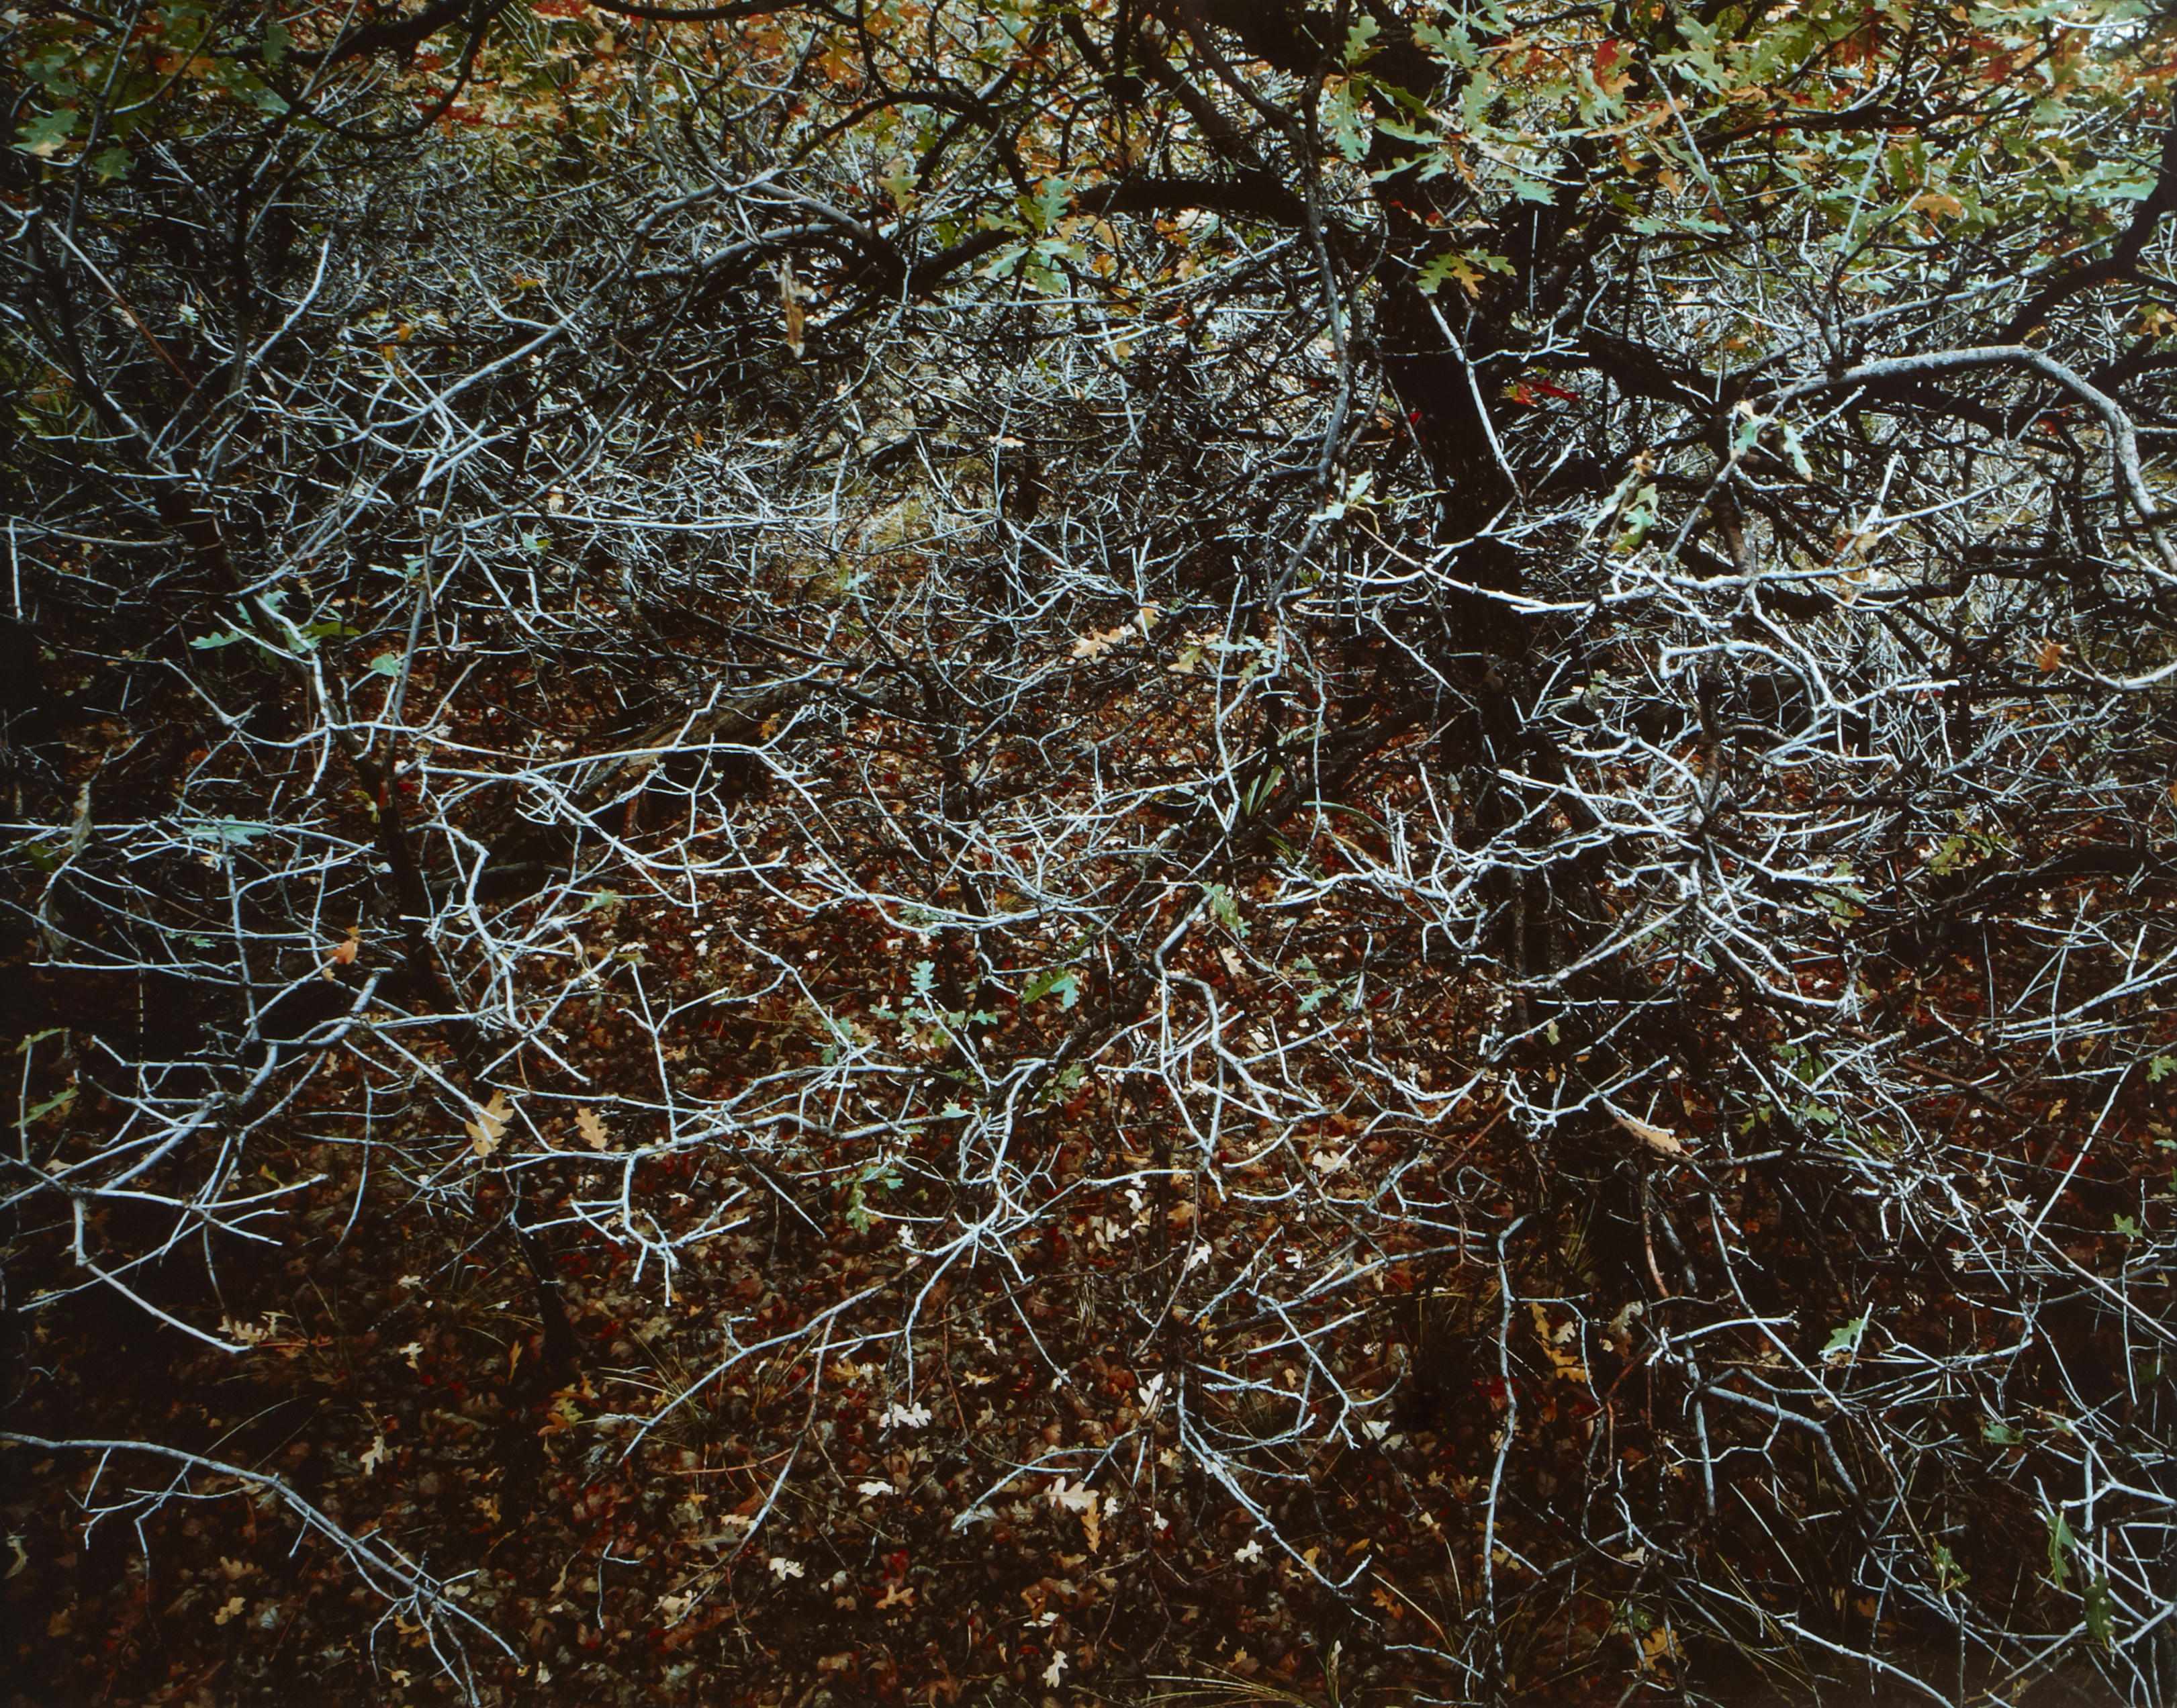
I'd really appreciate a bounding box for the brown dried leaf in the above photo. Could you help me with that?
[1070,623,1130,660]
[780,259,804,357]
[465,1090,510,1159]
[1610,1108,1685,1156]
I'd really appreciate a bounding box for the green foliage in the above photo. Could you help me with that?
[2047,1510,2077,1592]
[1020,965,1080,1009]
[2084,1575,2116,1646]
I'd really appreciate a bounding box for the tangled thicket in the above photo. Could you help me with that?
[6,1,2177,1703]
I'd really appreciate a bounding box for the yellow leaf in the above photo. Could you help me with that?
[1640,1619,1681,1670]
[1910,190,1964,221]
[1527,1302,1589,1383]
[2036,638,2066,673]
[575,1106,610,1150]
[1444,253,1485,298]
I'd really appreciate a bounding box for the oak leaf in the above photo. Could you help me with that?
[465,1090,510,1158]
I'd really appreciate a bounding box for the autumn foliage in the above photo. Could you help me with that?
[5,0,2177,1703]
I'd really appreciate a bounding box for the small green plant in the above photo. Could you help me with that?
[872,959,996,1049]
[843,1153,904,1233]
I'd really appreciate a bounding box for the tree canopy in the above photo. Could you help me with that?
[7,0,2177,1702]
